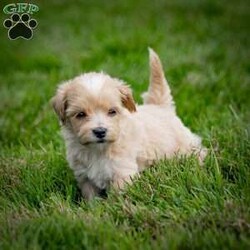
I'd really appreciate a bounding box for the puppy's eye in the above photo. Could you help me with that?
[108,108,117,116]
[76,112,86,119]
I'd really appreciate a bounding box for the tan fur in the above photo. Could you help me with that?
[118,85,137,112]
[52,49,207,200]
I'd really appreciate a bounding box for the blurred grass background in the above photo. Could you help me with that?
[0,0,249,249]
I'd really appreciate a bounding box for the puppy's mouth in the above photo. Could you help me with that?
[95,138,116,144]
[80,138,114,146]
[96,139,106,144]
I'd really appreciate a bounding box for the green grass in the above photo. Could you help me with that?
[0,0,249,249]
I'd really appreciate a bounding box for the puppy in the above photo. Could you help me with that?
[52,49,207,200]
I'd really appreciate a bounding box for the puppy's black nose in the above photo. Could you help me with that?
[92,127,107,139]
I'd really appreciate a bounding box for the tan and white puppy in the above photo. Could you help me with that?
[52,49,207,200]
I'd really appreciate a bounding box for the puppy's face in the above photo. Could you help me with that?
[52,73,136,146]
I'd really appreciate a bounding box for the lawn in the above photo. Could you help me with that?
[0,0,249,249]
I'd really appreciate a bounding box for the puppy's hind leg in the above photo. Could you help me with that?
[142,48,174,109]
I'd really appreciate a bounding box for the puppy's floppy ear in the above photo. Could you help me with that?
[118,85,136,112]
[51,85,68,123]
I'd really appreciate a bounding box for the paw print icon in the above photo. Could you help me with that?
[3,13,37,40]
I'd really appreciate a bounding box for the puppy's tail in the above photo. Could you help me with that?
[142,48,174,108]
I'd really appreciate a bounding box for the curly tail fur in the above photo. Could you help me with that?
[142,48,174,109]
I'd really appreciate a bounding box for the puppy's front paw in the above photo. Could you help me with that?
[112,176,132,190]
[79,179,99,201]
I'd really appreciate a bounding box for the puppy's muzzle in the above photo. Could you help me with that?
[92,127,107,139]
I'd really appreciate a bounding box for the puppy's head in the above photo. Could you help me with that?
[51,72,136,145]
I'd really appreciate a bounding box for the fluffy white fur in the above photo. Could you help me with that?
[52,49,207,200]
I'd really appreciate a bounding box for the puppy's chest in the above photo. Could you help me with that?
[84,155,115,189]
